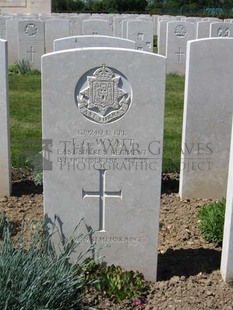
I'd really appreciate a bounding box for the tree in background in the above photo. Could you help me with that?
[52,0,148,13]
[52,0,85,12]
[51,0,233,14]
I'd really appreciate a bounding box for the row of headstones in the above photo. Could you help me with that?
[0,13,231,73]
[1,36,233,283]
[42,38,233,281]
[3,17,154,70]
[158,19,233,74]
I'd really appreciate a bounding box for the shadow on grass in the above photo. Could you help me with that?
[157,247,221,281]
[12,180,43,197]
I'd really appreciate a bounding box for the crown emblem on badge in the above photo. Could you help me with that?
[93,64,114,80]
[76,64,132,124]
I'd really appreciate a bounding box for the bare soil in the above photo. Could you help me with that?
[1,169,233,310]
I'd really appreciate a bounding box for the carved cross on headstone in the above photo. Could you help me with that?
[27,46,36,62]
[175,47,185,63]
[82,169,122,232]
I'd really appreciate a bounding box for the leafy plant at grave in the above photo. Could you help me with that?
[15,59,32,75]
[25,151,43,185]
[83,259,147,303]
[0,214,96,310]
[8,64,20,75]
[198,198,226,243]
[12,59,41,75]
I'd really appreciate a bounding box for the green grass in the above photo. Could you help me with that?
[9,73,185,172]
[198,198,226,243]
[9,75,42,167]
[163,74,185,172]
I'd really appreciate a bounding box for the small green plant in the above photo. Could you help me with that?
[8,64,20,75]
[9,60,41,76]
[0,215,95,309]
[84,259,147,303]
[15,59,32,75]
[198,198,226,243]
[25,151,43,185]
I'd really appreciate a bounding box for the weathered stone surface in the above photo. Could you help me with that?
[180,38,233,199]
[42,47,166,281]
[54,35,136,51]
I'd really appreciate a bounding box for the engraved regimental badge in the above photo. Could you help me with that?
[174,25,187,38]
[25,23,38,37]
[217,26,230,37]
[76,64,132,124]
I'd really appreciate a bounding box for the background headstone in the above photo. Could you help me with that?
[210,22,233,37]
[158,20,168,56]
[126,20,153,52]
[179,38,233,199]
[54,35,136,51]
[0,39,11,197]
[42,47,166,281]
[45,19,70,54]
[82,19,110,36]
[196,21,211,39]
[6,18,18,64]
[18,19,45,70]
[166,21,196,74]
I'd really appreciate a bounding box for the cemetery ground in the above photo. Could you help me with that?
[2,73,233,309]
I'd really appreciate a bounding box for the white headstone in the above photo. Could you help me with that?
[126,20,154,52]
[185,17,202,23]
[224,19,233,23]
[69,16,83,36]
[6,18,18,64]
[221,116,233,282]
[54,35,136,51]
[166,21,196,75]
[158,20,168,56]
[45,19,70,54]
[42,47,166,281]
[179,38,233,199]
[18,19,45,70]
[0,39,11,197]
[152,15,160,35]
[196,21,211,39]
[82,19,110,36]
[0,17,9,39]
[113,16,132,38]
[210,22,233,37]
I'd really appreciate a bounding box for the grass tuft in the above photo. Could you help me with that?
[198,198,226,243]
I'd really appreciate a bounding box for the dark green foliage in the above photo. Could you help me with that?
[0,216,95,309]
[84,259,147,303]
[9,60,41,76]
[9,74,42,167]
[163,74,184,172]
[198,198,226,243]
[52,0,84,12]
[51,0,233,16]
